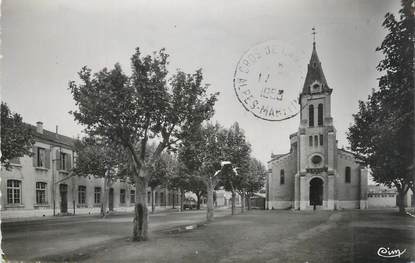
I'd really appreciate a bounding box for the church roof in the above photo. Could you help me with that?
[268,152,290,163]
[301,43,331,95]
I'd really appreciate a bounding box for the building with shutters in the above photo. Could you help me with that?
[1,121,180,219]
[267,41,369,211]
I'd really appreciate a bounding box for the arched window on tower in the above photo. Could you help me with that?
[309,105,314,127]
[345,167,351,183]
[318,103,323,126]
[280,169,285,185]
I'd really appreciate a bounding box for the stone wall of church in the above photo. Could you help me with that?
[335,150,363,209]
[268,151,297,209]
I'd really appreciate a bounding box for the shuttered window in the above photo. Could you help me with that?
[58,151,72,171]
[33,147,50,168]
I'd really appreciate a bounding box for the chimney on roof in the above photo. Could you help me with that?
[36,121,44,134]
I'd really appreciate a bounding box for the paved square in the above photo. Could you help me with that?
[2,209,413,262]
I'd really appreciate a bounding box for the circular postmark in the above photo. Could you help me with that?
[233,40,305,121]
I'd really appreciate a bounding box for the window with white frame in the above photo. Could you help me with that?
[78,185,86,204]
[36,182,47,204]
[94,187,101,204]
[7,180,22,204]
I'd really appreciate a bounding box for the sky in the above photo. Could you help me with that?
[1,0,401,164]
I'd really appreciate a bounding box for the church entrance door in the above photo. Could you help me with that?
[309,178,323,206]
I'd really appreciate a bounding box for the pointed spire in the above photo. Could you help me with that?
[301,27,330,95]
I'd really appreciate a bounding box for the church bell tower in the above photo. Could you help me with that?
[295,33,337,210]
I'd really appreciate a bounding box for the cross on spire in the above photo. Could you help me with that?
[312,27,316,47]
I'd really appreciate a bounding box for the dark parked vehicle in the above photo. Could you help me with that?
[183,198,197,210]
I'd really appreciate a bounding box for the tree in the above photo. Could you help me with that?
[347,0,414,214]
[178,122,228,221]
[245,158,267,210]
[167,163,190,211]
[73,136,126,217]
[187,176,207,210]
[220,122,251,214]
[69,48,218,241]
[1,102,34,170]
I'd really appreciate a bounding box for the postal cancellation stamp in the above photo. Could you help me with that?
[233,40,305,121]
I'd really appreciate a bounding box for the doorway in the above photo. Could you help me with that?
[59,184,68,213]
[109,188,114,211]
[309,178,323,206]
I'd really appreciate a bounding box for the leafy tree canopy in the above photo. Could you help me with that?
[73,136,126,180]
[348,1,414,202]
[246,157,267,195]
[1,102,34,170]
[69,48,218,175]
[219,122,251,194]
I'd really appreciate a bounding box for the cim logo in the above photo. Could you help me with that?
[377,247,407,258]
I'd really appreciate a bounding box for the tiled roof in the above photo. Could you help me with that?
[301,43,331,95]
[26,124,76,148]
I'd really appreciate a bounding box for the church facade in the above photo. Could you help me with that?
[267,42,368,211]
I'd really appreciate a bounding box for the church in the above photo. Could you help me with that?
[267,41,368,210]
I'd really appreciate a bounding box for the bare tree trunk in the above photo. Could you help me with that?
[396,183,410,215]
[172,190,175,209]
[101,175,109,217]
[196,192,201,210]
[398,192,406,214]
[207,177,214,221]
[178,188,183,211]
[231,191,236,215]
[180,188,185,212]
[133,175,149,241]
[151,188,155,213]
[241,192,245,213]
